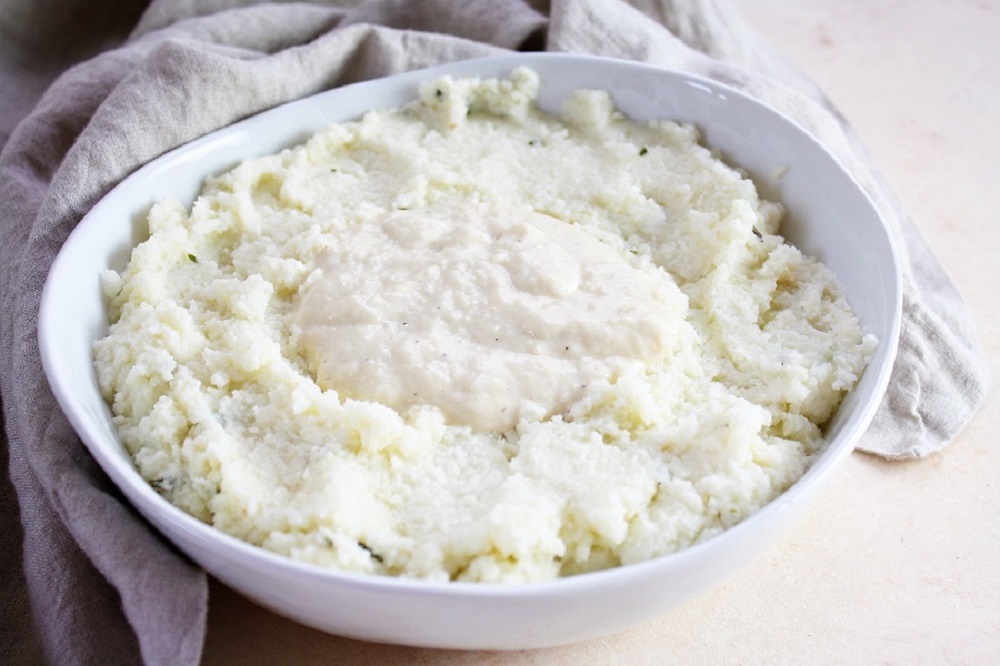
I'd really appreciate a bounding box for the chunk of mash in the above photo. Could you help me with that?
[94,68,876,582]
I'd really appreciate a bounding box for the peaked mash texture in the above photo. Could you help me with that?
[0,0,988,663]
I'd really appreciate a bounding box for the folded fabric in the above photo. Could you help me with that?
[0,0,988,664]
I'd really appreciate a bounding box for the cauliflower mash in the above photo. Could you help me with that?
[94,68,876,582]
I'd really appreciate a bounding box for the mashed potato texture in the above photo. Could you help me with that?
[94,68,876,582]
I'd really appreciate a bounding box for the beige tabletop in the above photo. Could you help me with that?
[202,1,1000,662]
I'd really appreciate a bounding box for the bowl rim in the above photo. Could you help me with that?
[38,51,903,599]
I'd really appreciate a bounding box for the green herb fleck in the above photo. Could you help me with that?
[435,88,443,99]
[187,253,198,263]
[151,475,176,493]
[752,227,763,240]
[639,147,649,156]
[359,542,384,564]
[528,139,538,146]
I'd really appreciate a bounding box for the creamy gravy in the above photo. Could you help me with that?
[294,205,687,431]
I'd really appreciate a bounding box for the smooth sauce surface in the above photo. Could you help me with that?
[294,205,687,431]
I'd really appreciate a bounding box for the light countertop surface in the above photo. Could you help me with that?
[203,1,1000,662]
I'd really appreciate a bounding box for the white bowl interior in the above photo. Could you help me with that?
[39,53,901,649]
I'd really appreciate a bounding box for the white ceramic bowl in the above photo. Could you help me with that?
[39,53,901,649]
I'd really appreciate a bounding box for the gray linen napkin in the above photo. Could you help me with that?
[0,0,989,664]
